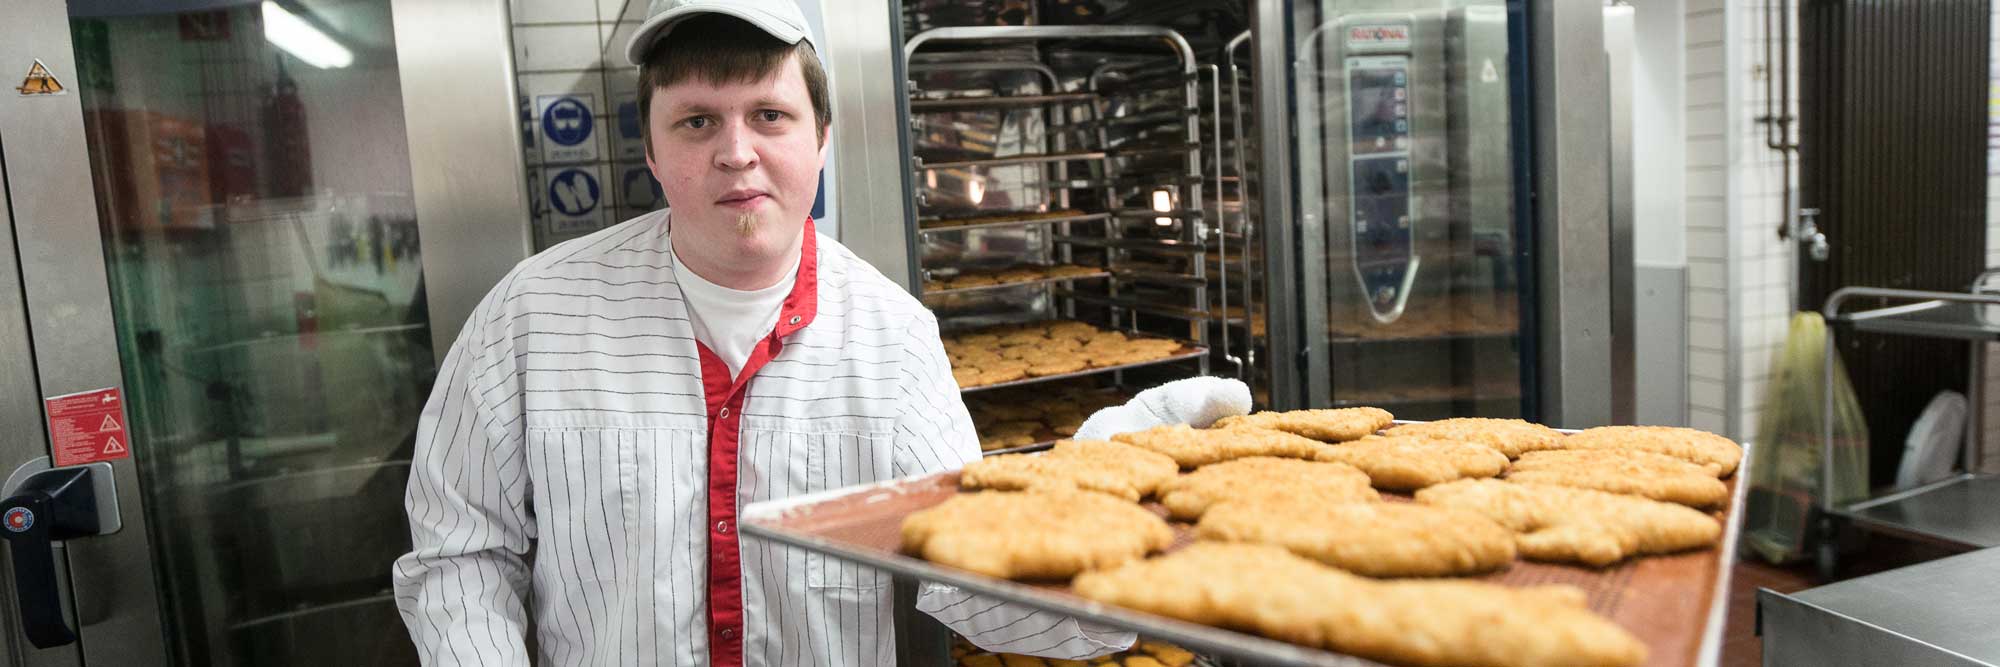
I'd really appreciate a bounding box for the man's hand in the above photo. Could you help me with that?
[1073,376,1253,441]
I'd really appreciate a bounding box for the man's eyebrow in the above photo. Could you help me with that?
[665,101,717,116]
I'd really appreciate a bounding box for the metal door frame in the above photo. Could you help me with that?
[1528,0,1614,427]
[0,139,83,667]
[821,0,920,291]
[0,0,528,663]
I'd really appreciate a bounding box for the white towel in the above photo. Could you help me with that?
[1074,376,1253,441]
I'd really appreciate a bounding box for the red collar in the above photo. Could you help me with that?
[773,217,819,338]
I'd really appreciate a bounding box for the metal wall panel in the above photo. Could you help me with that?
[1604,6,1636,425]
[1256,0,1306,410]
[391,0,535,356]
[1800,0,1989,486]
[824,0,919,291]
[1636,266,1690,426]
[1529,0,1613,428]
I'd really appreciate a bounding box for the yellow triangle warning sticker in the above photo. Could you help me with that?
[99,414,122,432]
[103,437,126,455]
[16,60,66,96]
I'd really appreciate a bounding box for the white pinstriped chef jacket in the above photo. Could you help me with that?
[392,210,1128,666]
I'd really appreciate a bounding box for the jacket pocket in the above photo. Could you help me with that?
[802,430,895,590]
[525,428,638,585]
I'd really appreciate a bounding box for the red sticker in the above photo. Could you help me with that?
[45,388,130,467]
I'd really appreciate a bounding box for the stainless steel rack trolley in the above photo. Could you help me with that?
[1817,281,2000,569]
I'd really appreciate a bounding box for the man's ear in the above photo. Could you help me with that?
[816,123,831,168]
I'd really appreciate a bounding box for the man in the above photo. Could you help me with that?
[391,0,1244,665]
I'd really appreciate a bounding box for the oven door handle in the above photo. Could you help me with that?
[0,466,101,648]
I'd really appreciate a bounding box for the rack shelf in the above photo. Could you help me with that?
[909,92,1100,111]
[917,211,1110,234]
[915,150,1107,171]
[1109,268,1208,288]
[1054,235,1207,254]
[1326,331,1519,346]
[960,343,1207,394]
[1108,208,1205,220]
[1054,291,1214,322]
[922,270,1111,297]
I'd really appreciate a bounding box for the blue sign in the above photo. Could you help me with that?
[618,99,642,141]
[622,166,663,210]
[549,168,601,217]
[542,96,593,147]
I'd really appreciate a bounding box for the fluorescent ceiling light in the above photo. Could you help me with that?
[263,1,353,69]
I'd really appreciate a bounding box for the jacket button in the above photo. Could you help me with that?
[716,520,731,534]
[720,628,735,639]
[787,315,802,325]
[719,407,730,419]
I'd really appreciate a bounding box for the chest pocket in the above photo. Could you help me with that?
[808,430,896,590]
[524,428,642,585]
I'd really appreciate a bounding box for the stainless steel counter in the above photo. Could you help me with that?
[1758,546,2000,666]
[1839,474,2000,549]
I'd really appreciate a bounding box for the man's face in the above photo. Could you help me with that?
[646,52,826,279]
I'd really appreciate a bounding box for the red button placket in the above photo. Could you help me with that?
[696,219,819,667]
[702,363,748,666]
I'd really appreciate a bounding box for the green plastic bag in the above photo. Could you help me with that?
[1741,312,1870,564]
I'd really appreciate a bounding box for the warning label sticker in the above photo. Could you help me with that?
[45,387,131,467]
[16,59,66,96]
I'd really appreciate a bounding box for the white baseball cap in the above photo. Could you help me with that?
[623,0,815,67]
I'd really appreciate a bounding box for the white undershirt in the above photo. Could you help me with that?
[668,234,800,379]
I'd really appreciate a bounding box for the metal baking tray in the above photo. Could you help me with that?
[1057,292,1214,323]
[741,430,1749,667]
[959,342,1208,394]
[981,441,1057,457]
[916,150,1108,171]
[919,211,1112,234]
[923,270,1112,298]
[910,92,1099,111]
[1053,235,1208,255]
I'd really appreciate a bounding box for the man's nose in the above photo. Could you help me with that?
[714,123,757,171]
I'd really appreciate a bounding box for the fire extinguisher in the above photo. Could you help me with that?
[263,61,312,197]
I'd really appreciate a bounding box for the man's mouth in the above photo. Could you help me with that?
[717,189,770,208]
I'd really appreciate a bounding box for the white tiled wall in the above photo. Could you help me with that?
[1695,1,2000,467]
[1676,0,1811,442]
[1684,0,1732,435]
[511,0,659,249]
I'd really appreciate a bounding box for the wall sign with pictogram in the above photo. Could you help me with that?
[544,165,607,235]
[537,94,599,164]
